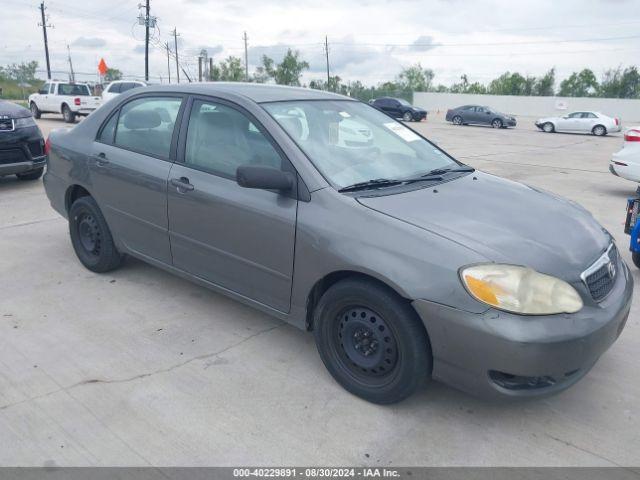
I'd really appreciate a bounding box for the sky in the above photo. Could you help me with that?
[2,0,640,87]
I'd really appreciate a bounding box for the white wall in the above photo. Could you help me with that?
[413,92,640,123]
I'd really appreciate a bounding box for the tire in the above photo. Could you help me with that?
[30,102,41,119]
[16,168,43,181]
[633,252,640,269]
[313,278,432,404]
[69,196,123,273]
[451,115,463,126]
[543,122,555,133]
[402,111,413,122]
[491,118,503,129]
[62,104,76,123]
[592,125,607,136]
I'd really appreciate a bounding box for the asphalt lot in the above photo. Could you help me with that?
[0,113,638,467]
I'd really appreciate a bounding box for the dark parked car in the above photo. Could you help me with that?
[0,100,46,181]
[370,97,427,122]
[446,105,516,128]
[44,84,631,404]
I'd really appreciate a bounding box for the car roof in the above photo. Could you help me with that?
[108,80,146,84]
[140,82,353,104]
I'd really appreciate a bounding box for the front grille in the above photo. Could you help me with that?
[0,148,27,165]
[583,244,618,302]
[0,118,14,132]
[28,141,44,157]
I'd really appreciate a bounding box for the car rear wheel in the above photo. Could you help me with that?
[30,102,41,119]
[543,122,555,133]
[402,111,413,122]
[452,115,463,126]
[592,125,607,136]
[62,105,76,123]
[16,168,44,181]
[69,196,123,273]
[491,118,503,128]
[313,278,432,404]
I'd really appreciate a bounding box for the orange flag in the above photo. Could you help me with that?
[98,58,108,76]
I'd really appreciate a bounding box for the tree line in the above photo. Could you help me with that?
[3,54,640,101]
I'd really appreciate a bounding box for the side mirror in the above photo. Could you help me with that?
[237,165,294,191]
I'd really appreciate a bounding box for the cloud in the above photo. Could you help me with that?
[72,36,107,48]
[409,35,438,52]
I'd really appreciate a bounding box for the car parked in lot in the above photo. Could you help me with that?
[29,81,102,123]
[0,100,46,181]
[43,83,631,403]
[535,111,621,136]
[446,105,516,128]
[610,127,640,182]
[369,97,427,122]
[102,80,147,102]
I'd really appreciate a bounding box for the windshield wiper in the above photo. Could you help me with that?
[424,166,475,176]
[338,178,403,192]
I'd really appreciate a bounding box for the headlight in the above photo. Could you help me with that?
[14,116,37,129]
[460,264,583,315]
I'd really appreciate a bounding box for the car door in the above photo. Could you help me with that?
[89,95,185,264]
[469,106,485,124]
[167,97,297,313]
[35,83,50,111]
[579,112,598,132]
[557,112,582,131]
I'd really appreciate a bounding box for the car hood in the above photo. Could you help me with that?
[0,100,31,119]
[357,171,610,279]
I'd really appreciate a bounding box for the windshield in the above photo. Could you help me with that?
[262,100,458,189]
[58,83,90,96]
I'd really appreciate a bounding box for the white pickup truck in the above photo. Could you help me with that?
[29,81,101,123]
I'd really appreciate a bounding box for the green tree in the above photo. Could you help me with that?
[210,56,245,81]
[533,68,555,96]
[4,61,38,81]
[488,72,535,96]
[104,67,122,82]
[449,74,486,94]
[397,64,434,92]
[558,69,598,97]
[261,49,309,86]
[599,66,640,98]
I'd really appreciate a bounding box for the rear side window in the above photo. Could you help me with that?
[114,97,182,158]
[121,82,143,92]
[97,112,118,144]
[108,83,122,93]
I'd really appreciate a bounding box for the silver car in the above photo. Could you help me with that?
[43,84,632,404]
[536,111,621,136]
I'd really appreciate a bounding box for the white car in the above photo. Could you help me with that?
[102,80,147,102]
[535,111,621,136]
[29,81,102,123]
[610,127,640,182]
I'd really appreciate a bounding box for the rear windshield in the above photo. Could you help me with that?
[58,83,90,96]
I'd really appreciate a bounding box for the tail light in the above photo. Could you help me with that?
[615,118,620,126]
[624,129,640,142]
[44,137,51,155]
[74,97,81,106]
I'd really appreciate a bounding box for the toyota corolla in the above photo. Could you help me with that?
[43,84,632,404]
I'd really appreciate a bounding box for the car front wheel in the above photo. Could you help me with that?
[543,122,555,133]
[452,115,463,125]
[402,111,413,122]
[313,278,432,404]
[491,118,503,128]
[30,102,41,119]
[69,196,123,273]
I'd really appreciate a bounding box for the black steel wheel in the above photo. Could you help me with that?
[69,196,123,272]
[313,278,432,404]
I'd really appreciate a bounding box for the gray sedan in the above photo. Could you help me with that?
[446,105,517,128]
[43,83,631,403]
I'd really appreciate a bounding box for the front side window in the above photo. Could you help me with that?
[263,100,458,189]
[58,83,90,96]
[39,83,50,94]
[184,100,283,178]
[567,112,583,119]
[114,97,182,158]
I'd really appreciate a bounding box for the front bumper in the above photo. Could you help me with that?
[413,258,633,399]
[0,125,46,176]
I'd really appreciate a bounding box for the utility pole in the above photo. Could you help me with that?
[198,56,202,82]
[66,44,75,83]
[38,2,52,80]
[144,0,150,81]
[243,31,249,81]
[165,42,171,83]
[209,58,213,81]
[324,35,330,91]
[172,28,180,84]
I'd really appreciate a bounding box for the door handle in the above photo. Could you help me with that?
[93,152,109,167]
[170,177,194,192]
